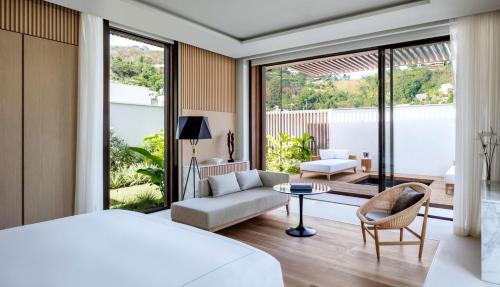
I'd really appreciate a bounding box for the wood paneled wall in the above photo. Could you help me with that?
[23,35,77,224]
[0,0,79,228]
[0,0,79,45]
[181,43,236,113]
[250,66,264,170]
[0,29,23,229]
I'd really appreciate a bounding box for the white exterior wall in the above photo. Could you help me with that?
[110,103,163,146]
[330,104,455,176]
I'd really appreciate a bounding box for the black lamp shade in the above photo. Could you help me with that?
[176,116,212,140]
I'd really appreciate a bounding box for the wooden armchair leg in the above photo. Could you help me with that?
[285,204,290,215]
[419,200,430,260]
[374,226,381,261]
[361,222,366,243]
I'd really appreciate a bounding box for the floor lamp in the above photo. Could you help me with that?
[176,116,212,200]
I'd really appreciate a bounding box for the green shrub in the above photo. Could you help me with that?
[110,131,141,171]
[266,132,315,174]
[143,130,164,160]
[110,162,151,189]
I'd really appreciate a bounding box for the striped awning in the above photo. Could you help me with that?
[281,42,451,76]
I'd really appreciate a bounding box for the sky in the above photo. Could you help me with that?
[110,34,163,51]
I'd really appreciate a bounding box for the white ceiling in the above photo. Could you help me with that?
[49,0,500,58]
[135,0,419,40]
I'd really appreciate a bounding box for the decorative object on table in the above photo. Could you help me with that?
[207,157,224,165]
[227,130,235,162]
[290,183,313,192]
[479,127,498,182]
[274,183,330,237]
[363,151,370,159]
[176,116,212,200]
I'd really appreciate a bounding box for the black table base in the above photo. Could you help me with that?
[287,194,317,237]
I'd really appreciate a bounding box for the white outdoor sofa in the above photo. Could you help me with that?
[300,149,357,180]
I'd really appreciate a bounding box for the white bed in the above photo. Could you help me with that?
[0,210,284,287]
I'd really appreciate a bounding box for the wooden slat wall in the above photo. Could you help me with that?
[181,43,236,113]
[0,0,79,45]
[23,35,78,224]
[199,162,249,179]
[250,66,264,170]
[0,29,23,229]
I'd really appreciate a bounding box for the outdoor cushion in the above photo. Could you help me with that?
[390,188,424,214]
[208,172,241,197]
[319,149,335,160]
[235,169,263,190]
[444,165,455,184]
[300,159,356,174]
[334,149,350,160]
[365,211,391,221]
[171,188,290,230]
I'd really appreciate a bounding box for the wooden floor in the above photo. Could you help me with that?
[291,171,453,209]
[219,210,439,287]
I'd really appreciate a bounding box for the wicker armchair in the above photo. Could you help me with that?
[356,182,431,261]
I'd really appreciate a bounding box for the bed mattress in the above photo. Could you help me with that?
[300,159,357,173]
[0,210,284,287]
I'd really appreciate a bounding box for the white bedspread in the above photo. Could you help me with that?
[0,210,284,287]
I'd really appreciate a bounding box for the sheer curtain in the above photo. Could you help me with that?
[75,13,104,214]
[452,11,500,237]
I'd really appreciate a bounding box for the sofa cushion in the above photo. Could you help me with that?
[171,188,290,230]
[319,149,335,160]
[390,188,424,215]
[365,211,390,221]
[208,172,241,197]
[334,149,350,160]
[235,169,263,190]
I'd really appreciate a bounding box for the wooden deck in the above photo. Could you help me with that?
[291,171,453,209]
[219,210,439,287]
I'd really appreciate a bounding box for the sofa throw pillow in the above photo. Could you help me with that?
[390,188,424,214]
[235,169,263,190]
[319,149,335,160]
[208,172,241,197]
[334,149,350,160]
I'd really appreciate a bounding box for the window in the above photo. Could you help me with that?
[103,23,178,212]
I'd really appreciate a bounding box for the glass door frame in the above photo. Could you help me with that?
[102,20,179,212]
[255,35,450,194]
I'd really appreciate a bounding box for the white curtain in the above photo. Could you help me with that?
[452,11,500,237]
[75,14,104,214]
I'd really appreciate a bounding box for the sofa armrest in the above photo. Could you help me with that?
[258,170,290,187]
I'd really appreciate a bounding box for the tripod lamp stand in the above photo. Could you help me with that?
[176,116,212,200]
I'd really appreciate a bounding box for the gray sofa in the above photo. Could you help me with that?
[171,171,290,232]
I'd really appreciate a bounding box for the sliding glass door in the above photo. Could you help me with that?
[381,39,454,212]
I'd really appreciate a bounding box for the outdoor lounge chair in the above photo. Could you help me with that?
[444,163,455,195]
[299,149,357,180]
[356,182,431,261]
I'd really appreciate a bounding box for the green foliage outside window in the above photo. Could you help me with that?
[266,132,315,174]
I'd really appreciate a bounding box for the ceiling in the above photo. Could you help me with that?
[49,0,500,58]
[135,0,419,40]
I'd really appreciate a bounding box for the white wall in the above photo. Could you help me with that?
[330,104,455,176]
[110,102,163,146]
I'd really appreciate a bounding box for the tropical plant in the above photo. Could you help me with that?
[143,130,164,160]
[266,132,315,174]
[109,131,141,171]
[109,163,151,189]
[129,146,164,199]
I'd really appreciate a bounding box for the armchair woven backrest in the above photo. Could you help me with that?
[357,182,431,229]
